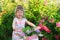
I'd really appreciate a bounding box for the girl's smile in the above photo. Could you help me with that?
[16,10,23,19]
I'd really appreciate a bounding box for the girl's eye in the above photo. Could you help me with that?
[20,11,23,13]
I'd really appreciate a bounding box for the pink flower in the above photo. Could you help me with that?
[38,23,44,30]
[40,19,45,23]
[43,26,51,33]
[49,18,54,23]
[38,23,51,33]
[38,23,43,27]
[56,22,60,27]
[26,35,38,40]
[42,16,48,20]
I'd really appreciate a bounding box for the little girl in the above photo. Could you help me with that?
[12,5,40,40]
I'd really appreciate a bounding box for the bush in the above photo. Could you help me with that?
[0,0,60,40]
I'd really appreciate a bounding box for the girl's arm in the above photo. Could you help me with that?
[26,20,41,29]
[12,19,16,31]
[26,20,37,28]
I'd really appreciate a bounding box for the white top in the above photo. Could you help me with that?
[12,17,27,31]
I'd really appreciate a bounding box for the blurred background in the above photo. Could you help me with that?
[0,0,60,40]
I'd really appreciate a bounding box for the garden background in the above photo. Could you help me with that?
[0,0,60,40]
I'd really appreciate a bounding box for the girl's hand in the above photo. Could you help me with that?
[34,26,41,30]
[36,26,41,30]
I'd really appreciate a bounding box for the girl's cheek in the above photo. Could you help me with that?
[16,14,19,17]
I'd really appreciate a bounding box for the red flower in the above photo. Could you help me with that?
[42,38,48,40]
[55,35,60,40]
[38,23,51,33]
[38,23,44,30]
[38,23,43,27]
[56,22,60,27]
[42,16,48,20]
[43,26,51,33]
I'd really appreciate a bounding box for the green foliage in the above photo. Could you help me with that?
[23,26,31,33]
[0,6,2,12]
[0,13,14,40]
[0,0,60,40]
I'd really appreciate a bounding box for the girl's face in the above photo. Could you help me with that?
[16,10,23,19]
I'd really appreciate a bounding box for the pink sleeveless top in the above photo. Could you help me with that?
[12,17,27,31]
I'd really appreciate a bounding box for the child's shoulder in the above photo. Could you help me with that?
[23,18,27,21]
[13,17,18,21]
